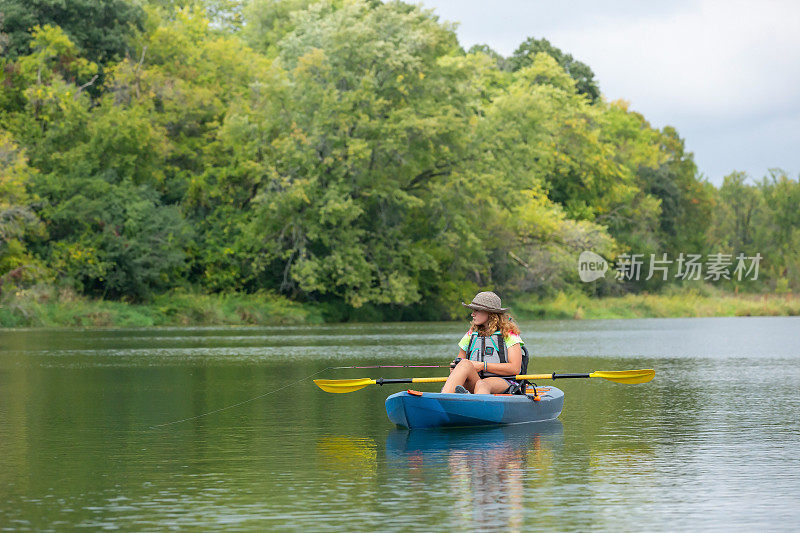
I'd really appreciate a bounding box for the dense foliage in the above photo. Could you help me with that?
[1,0,797,319]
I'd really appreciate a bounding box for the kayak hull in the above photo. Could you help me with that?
[385,387,564,429]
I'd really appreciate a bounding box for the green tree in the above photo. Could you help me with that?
[4,25,191,300]
[467,44,510,71]
[636,126,713,253]
[466,53,620,295]
[509,36,600,103]
[144,0,247,31]
[500,54,661,251]
[242,0,318,53]
[0,0,144,64]
[0,130,45,289]
[710,172,763,253]
[216,0,481,309]
[0,0,762,313]
[0,10,10,54]
[756,170,800,291]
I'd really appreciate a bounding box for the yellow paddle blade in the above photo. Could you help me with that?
[589,369,655,384]
[314,378,376,393]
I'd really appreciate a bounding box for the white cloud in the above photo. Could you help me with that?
[550,0,800,120]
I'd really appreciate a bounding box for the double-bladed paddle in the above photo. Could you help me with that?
[314,369,655,393]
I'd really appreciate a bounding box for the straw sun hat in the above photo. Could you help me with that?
[461,291,509,313]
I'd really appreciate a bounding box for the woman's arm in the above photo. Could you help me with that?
[484,344,522,376]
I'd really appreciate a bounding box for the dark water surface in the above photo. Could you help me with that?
[1,317,799,531]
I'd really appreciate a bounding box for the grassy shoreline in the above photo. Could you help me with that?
[0,288,323,328]
[513,290,800,320]
[1,286,798,328]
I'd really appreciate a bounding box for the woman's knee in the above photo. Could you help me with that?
[454,359,474,375]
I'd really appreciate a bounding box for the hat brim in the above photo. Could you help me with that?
[462,302,509,313]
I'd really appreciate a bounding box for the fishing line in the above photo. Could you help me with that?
[149,367,332,429]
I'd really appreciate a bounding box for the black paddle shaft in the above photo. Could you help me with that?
[375,378,414,385]
[551,373,591,379]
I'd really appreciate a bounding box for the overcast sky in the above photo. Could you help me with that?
[420,0,800,185]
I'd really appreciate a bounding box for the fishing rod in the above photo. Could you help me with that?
[332,364,451,369]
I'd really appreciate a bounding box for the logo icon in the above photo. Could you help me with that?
[578,251,608,282]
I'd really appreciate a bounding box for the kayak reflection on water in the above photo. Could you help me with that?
[387,421,564,529]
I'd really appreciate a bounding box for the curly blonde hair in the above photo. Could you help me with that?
[471,312,520,337]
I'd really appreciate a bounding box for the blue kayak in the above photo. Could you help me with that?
[385,387,564,429]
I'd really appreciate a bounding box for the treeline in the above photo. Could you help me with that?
[1,0,798,320]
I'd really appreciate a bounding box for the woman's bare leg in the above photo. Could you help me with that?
[441,359,480,393]
[474,377,512,395]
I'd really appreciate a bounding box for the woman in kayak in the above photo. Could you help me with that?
[441,291,525,394]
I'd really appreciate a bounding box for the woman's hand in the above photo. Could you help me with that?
[449,358,460,373]
[449,358,482,373]
[450,349,468,372]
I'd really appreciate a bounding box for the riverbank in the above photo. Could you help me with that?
[0,287,323,328]
[513,289,800,320]
[1,285,798,328]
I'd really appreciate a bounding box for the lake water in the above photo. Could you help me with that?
[1,317,799,531]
